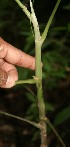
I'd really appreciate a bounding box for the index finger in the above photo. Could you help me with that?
[0,37,35,70]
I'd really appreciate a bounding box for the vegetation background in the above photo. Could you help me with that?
[0,0,70,147]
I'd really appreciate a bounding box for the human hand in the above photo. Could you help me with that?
[0,37,35,88]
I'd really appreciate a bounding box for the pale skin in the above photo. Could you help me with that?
[0,37,35,88]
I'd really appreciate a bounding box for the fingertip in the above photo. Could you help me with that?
[0,67,18,88]
[2,75,15,88]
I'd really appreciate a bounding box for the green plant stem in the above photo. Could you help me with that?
[30,1,47,147]
[15,0,31,19]
[30,0,42,79]
[41,0,61,44]
[0,111,41,129]
[15,79,36,85]
[35,40,47,147]
[35,43,42,78]
[44,117,66,147]
[37,85,47,147]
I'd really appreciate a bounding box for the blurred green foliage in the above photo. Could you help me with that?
[54,106,70,126]
[0,0,70,146]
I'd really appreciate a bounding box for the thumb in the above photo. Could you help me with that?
[4,75,15,88]
[0,68,17,88]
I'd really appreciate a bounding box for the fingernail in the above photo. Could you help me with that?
[5,75,15,88]
[0,68,8,86]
